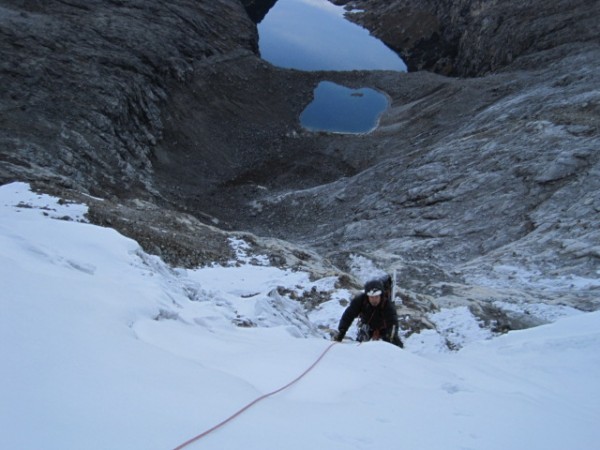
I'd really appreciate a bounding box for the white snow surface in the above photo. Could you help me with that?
[1,182,599,450]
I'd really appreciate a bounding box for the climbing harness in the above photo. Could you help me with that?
[171,341,337,450]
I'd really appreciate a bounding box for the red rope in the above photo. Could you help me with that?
[172,342,337,450]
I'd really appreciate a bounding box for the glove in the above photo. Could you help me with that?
[332,330,345,342]
[396,337,404,348]
[391,333,404,348]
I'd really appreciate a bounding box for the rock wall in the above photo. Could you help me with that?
[0,0,256,196]
[337,0,600,76]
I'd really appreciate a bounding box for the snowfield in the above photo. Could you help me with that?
[1,182,599,450]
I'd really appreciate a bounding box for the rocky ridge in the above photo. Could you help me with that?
[1,0,599,339]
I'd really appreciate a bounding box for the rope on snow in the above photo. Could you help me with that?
[172,341,338,450]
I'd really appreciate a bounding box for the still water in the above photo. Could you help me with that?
[300,81,389,134]
[258,0,406,72]
[258,0,401,134]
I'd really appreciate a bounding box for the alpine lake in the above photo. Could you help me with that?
[257,0,406,134]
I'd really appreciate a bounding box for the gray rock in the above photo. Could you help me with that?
[1,0,257,194]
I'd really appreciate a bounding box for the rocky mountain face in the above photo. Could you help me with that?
[1,0,598,336]
[335,0,600,76]
[0,0,256,196]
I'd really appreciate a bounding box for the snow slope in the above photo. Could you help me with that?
[1,182,599,450]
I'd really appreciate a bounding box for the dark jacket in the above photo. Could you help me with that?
[337,293,401,345]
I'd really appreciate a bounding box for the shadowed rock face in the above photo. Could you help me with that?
[0,0,257,196]
[335,0,600,76]
[1,0,599,324]
[240,0,278,23]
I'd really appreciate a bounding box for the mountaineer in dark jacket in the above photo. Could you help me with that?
[333,277,403,348]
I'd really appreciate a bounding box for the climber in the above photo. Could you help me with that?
[333,276,403,348]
